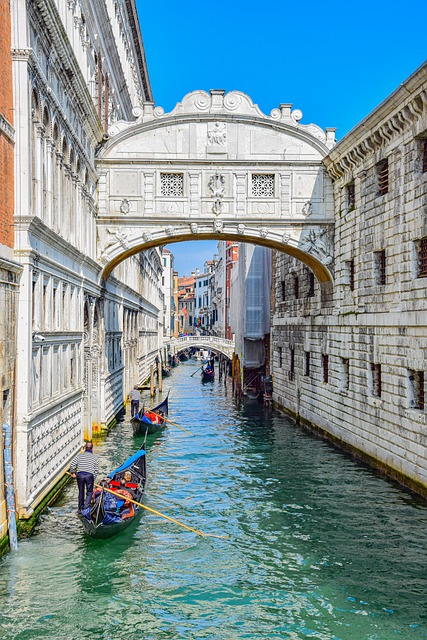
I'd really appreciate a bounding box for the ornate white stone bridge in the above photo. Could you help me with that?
[169,335,235,359]
[95,90,337,285]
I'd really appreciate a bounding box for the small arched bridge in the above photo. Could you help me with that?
[169,336,235,360]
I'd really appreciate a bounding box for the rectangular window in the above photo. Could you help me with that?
[289,348,295,381]
[374,250,386,285]
[160,173,184,197]
[189,316,193,326]
[304,351,310,377]
[163,258,167,267]
[281,279,286,301]
[346,181,355,210]
[370,363,382,398]
[293,275,299,299]
[252,174,275,197]
[408,370,425,410]
[417,237,427,278]
[340,358,350,390]
[345,260,355,291]
[322,354,329,383]
[377,159,389,196]
[307,271,315,298]
[278,347,283,369]
[421,139,427,174]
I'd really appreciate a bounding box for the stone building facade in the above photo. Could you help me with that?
[0,0,22,553]
[9,0,163,521]
[272,61,427,495]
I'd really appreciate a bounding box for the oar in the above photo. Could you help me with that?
[95,483,228,540]
[147,409,192,435]
[190,365,204,378]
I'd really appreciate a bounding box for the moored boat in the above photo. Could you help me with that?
[131,395,169,435]
[78,447,147,539]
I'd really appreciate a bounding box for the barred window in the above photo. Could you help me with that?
[422,139,427,173]
[293,274,299,299]
[376,159,389,196]
[289,348,295,381]
[345,260,355,291]
[278,347,283,368]
[347,181,355,210]
[160,173,184,197]
[322,354,329,383]
[374,250,386,285]
[340,358,350,390]
[281,279,286,301]
[252,174,275,197]
[371,363,382,398]
[418,237,427,278]
[408,370,425,410]
[304,351,310,377]
[307,271,315,298]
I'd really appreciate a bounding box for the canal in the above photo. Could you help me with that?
[1,361,427,639]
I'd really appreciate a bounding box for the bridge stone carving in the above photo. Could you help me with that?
[169,336,235,360]
[96,90,337,283]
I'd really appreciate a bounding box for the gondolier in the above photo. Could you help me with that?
[70,442,99,512]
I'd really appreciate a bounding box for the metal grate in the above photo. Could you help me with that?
[419,237,427,277]
[322,354,329,383]
[290,348,295,375]
[377,159,389,196]
[347,260,355,291]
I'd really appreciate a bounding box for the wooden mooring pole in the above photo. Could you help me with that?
[150,364,155,397]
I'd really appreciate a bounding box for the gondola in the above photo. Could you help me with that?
[131,395,169,435]
[78,446,147,539]
[179,351,189,362]
[161,365,171,377]
[201,365,215,382]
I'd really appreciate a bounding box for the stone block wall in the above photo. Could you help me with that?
[272,62,427,496]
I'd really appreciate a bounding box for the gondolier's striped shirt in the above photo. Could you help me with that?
[69,451,99,476]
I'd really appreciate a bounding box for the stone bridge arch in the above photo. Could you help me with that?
[96,90,336,284]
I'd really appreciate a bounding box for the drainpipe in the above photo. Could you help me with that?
[2,424,18,551]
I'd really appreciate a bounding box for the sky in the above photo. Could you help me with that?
[136,0,427,275]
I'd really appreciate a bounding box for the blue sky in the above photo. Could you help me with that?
[136,0,426,275]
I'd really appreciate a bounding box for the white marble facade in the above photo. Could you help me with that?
[11,0,162,517]
[272,62,427,495]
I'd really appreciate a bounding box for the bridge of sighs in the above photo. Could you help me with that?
[95,89,337,285]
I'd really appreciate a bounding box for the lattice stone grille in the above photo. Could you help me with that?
[252,174,275,197]
[160,173,184,197]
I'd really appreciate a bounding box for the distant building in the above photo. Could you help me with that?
[211,243,226,337]
[177,274,195,334]
[194,261,215,334]
[161,249,175,339]
[230,244,272,394]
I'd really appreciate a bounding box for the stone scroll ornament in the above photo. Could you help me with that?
[99,227,129,264]
[300,228,333,265]
[208,172,225,215]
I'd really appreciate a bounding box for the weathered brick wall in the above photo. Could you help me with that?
[0,0,14,249]
[272,65,427,496]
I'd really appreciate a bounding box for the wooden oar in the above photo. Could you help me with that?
[95,484,228,540]
[147,409,192,435]
[190,365,204,378]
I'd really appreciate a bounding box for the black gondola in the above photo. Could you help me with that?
[131,395,169,435]
[201,364,215,382]
[78,446,147,539]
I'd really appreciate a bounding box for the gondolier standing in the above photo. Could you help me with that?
[130,385,141,418]
[69,442,99,512]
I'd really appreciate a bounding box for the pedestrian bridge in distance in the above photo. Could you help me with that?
[168,336,235,359]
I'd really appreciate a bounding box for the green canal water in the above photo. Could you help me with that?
[1,361,427,639]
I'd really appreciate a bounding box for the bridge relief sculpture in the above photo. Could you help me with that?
[96,90,337,283]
